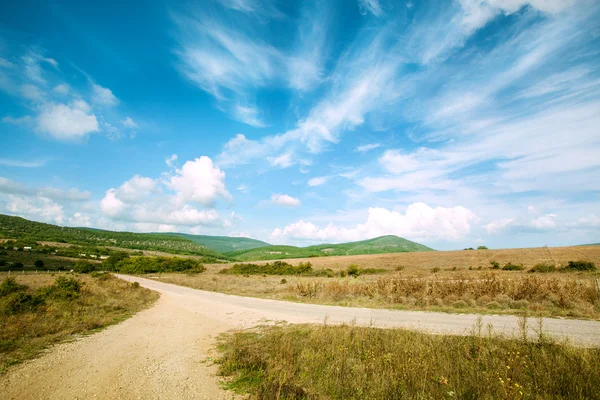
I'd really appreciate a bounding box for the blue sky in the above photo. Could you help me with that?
[1,0,599,250]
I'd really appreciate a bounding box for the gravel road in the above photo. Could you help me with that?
[2,274,600,399]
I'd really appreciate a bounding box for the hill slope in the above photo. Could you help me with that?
[226,235,434,261]
[164,233,270,253]
[0,214,223,259]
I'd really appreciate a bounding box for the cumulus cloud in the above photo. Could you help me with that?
[100,156,230,228]
[271,202,477,243]
[0,177,92,226]
[36,101,99,140]
[170,156,231,206]
[53,84,69,95]
[271,194,301,207]
[485,212,558,234]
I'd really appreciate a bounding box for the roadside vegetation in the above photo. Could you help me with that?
[155,256,600,319]
[217,322,600,399]
[0,273,158,373]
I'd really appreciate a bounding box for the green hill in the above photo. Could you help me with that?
[0,214,223,259]
[164,233,270,253]
[226,235,434,261]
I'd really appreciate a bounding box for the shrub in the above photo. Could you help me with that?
[339,270,347,278]
[113,256,206,274]
[2,292,45,314]
[34,259,45,269]
[220,261,307,276]
[280,279,287,284]
[0,277,27,297]
[564,260,596,271]
[43,276,83,300]
[0,260,5,267]
[464,247,475,250]
[529,263,557,273]
[101,251,130,271]
[347,264,361,278]
[490,261,500,269]
[73,261,96,274]
[477,245,488,250]
[131,281,140,289]
[12,262,23,269]
[431,267,441,273]
[502,262,523,271]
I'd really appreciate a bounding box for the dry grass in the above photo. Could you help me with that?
[0,272,158,373]
[153,246,600,320]
[217,322,600,399]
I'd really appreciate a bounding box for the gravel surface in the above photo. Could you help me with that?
[2,274,600,399]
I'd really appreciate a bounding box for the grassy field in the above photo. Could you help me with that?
[0,272,158,373]
[217,322,600,399]
[152,246,600,320]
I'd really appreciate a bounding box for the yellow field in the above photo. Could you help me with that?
[153,246,600,320]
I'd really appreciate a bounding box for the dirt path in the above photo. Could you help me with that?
[3,275,600,399]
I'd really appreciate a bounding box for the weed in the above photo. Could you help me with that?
[564,260,596,271]
[0,277,26,297]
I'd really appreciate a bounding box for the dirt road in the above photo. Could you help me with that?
[2,275,600,399]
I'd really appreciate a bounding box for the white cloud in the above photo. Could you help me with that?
[112,175,158,202]
[485,218,515,234]
[91,83,119,107]
[268,153,294,168]
[170,156,231,206]
[569,215,600,228]
[0,58,14,68]
[234,105,265,127]
[166,154,178,168]
[271,193,301,207]
[355,143,380,153]
[5,195,64,225]
[20,84,45,102]
[0,158,46,168]
[272,202,477,243]
[308,176,330,187]
[530,213,557,230]
[36,101,99,140]
[53,83,70,95]
[3,115,34,126]
[122,116,138,128]
[237,184,250,193]
[458,0,577,33]
[358,0,383,16]
[0,176,91,202]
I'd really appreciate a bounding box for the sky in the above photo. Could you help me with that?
[0,0,599,250]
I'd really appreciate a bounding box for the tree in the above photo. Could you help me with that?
[477,245,488,250]
[34,259,45,269]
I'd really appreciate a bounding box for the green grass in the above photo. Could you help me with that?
[165,233,270,253]
[226,235,434,261]
[217,322,600,399]
[0,273,158,373]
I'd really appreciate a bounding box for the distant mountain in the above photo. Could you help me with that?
[164,233,270,253]
[0,214,434,262]
[226,235,434,261]
[0,214,222,259]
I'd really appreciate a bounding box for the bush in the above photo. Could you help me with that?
[0,277,27,297]
[431,267,441,273]
[0,260,7,267]
[73,260,96,274]
[477,245,488,250]
[490,261,500,269]
[12,262,23,269]
[112,256,206,274]
[221,261,310,276]
[34,259,45,269]
[347,264,361,278]
[502,262,523,271]
[2,292,45,314]
[101,251,130,271]
[131,281,140,289]
[43,276,83,300]
[280,279,287,284]
[564,260,596,271]
[529,263,557,273]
